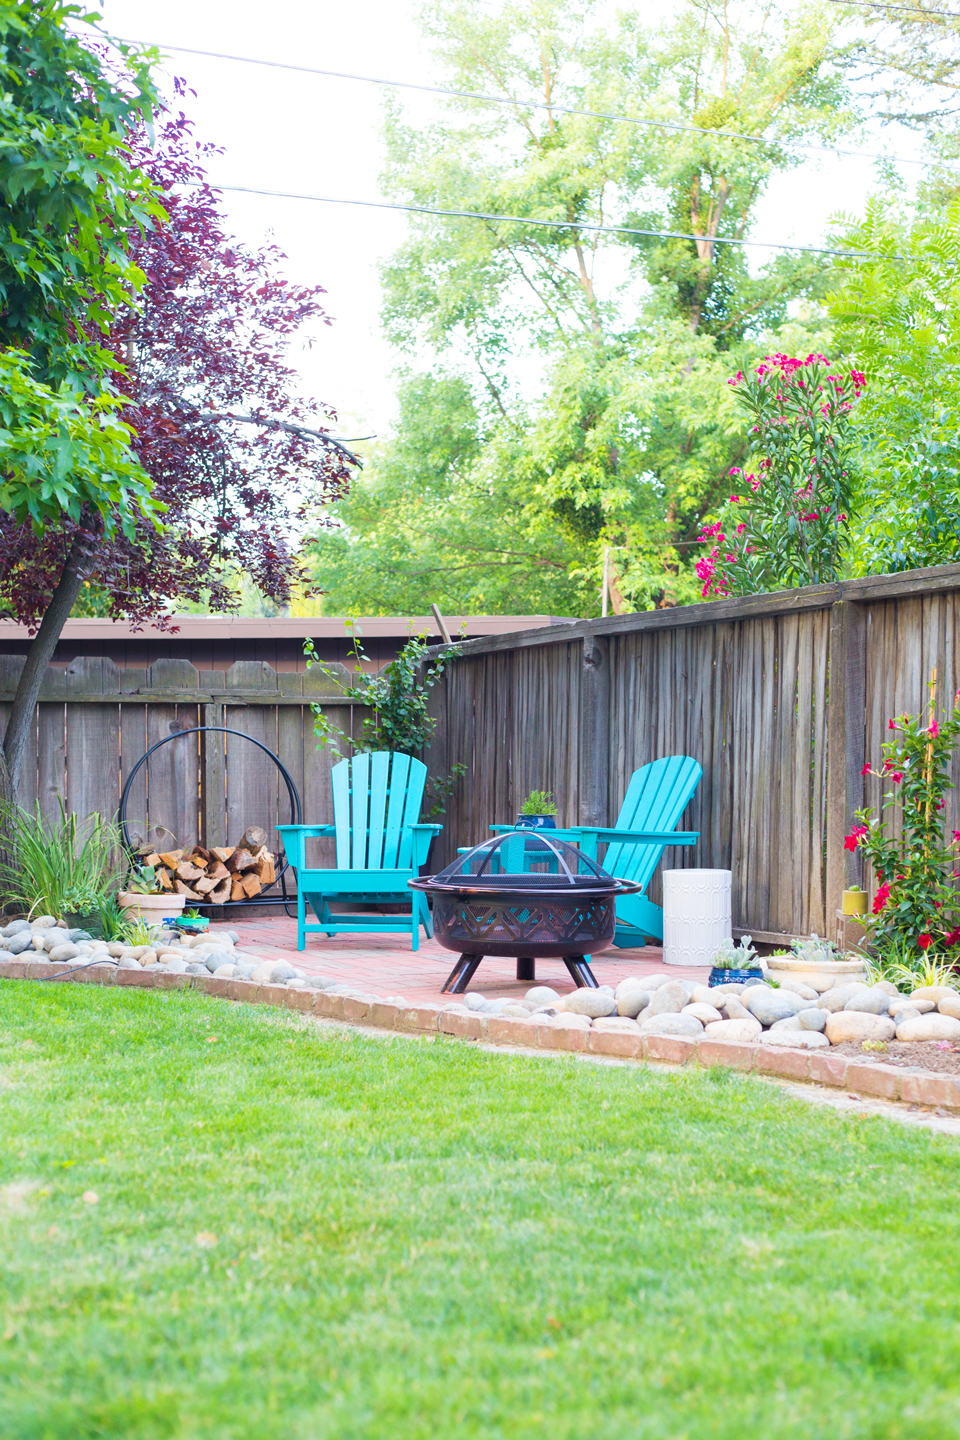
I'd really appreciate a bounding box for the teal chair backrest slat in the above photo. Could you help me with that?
[602,756,702,889]
[330,751,427,871]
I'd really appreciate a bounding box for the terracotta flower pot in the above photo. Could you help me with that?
[118,892,185,923]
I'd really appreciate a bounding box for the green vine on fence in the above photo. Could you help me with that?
[303,625,466,817]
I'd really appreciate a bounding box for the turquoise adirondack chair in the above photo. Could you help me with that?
[489,755,702,945]
[571,755,702,945]
[277,751,441,951]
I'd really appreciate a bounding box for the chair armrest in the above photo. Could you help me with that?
[276,824,335,867]
[574,828,699,844]
[410,823,443,867]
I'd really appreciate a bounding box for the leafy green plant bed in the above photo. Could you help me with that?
[2,984,960,1439]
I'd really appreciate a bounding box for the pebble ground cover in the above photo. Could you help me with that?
[2,983,960,1440]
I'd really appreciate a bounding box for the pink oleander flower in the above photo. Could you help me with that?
[737,523,746,534]
[730,495,740,504]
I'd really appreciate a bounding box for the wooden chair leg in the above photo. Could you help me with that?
[442,954,482,994]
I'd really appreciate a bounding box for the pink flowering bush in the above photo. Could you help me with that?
[696,354,863,598]
[845,681,960,959]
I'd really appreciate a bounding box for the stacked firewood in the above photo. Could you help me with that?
[136,825,276,904]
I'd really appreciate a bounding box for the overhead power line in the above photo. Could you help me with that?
[202,182,888,259]
[827,0,960,16]
[120,36,943,172]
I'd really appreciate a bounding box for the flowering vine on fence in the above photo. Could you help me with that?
[845,677,960,957]
[696,353,864,599]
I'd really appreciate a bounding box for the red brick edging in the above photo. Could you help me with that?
[6,960,958,1113]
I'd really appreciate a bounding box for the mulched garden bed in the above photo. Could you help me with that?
[832,1039,960,1073]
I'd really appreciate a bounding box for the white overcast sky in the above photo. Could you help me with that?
[100,0,922,444]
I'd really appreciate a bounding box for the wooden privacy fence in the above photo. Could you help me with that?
[425,564,960,944]
[0,655,367,888]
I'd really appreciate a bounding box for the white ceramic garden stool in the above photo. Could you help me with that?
[662,869,732,968]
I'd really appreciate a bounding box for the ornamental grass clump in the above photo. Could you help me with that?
[845,676,960,962]
[697,353,863,598]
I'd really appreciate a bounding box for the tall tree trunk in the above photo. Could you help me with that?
[0,525,98,809]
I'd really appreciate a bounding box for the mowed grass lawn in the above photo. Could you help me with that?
[1,985,960,1440]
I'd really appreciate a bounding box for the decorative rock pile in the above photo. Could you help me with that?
[0,915,338,989]
[440,971,960,1048]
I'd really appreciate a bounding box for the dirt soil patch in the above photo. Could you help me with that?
[832,1039,960,1073]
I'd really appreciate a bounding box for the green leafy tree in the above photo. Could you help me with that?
[828,199,960,574]
[310,0,852,614]
[0,3,162,803]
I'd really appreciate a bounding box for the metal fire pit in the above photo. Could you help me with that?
[409,832,641,993]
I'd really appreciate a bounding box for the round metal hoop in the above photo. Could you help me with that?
[118,725,303,907]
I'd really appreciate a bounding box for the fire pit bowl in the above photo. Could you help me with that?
[409,832,641,993]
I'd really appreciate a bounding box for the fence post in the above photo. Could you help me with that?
[202,703,226,849]
[579,634,609,827]
[826,599,867,933]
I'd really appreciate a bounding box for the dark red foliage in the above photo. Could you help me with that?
[0,92,352,630]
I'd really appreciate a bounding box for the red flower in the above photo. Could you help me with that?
[861,763,871,776]
[888,719,896,730]
[890,772,903,784]
[872,881,891,914]
[844,825,867,851]
[918,933,933,950]
[945,930,960,947]
[930,720,940,738]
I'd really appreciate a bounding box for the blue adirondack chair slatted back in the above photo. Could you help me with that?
[331,752,427,870]
[602,756,702,890]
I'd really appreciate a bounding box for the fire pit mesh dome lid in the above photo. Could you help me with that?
[417,830,637,892]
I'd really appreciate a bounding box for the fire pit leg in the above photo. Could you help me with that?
[516,956,535,983]
[442,954,483,994]
[563,956,599,989]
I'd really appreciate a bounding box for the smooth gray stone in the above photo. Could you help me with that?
[640,1012,704,1036]
[741,977,768,991]
[269,962,299,983]
[565,988,617,1018]
[769,1014,803,1031]
[0,950,14,964]
[117,957,143,970]
[48,943,79,962]
[647,980,693,1017]
[6,931,33,955]
[204,951,236,973]
[746,989,802,1026]
[798,1007,828,1032]
[2,919,30,937]
[844,988,891,1015]
[526,985,560,1007]
[819,984,861,1013]
[68,930,94,943]
[464,993,486,1011]
[615,979,651,1018]
[185,962,208,975]
[163,958,190,974]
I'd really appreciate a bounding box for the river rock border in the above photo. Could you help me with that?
[5,958,959,1115]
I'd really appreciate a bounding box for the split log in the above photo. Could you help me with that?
[208,877,231,904]
[240,872,262,899]
[230,875,247,902]
[207,860,230,880]
[143,852,163,868]
[175,860,205,882]
[210,846,235,863]
[239,825,269,852]
[160,850,184,867]
[157,868,173,891]
[192,845,211,864]
[194,875,219,895]
[226,847,257,874]
[173,879,201,899]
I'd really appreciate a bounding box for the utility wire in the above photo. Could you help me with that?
[827,0,960,16]
[202,182,889,259]
[119,36,943,172]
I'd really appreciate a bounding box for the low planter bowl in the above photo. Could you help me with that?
[118,892,185,924]
[765,953,866,993]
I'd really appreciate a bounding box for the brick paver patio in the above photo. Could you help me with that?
[220,916,709,1001]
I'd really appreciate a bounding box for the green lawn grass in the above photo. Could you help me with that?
[2,982,960,1440]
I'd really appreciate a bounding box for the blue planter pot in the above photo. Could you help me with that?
[709,966,764,987]
[514,815,557,830]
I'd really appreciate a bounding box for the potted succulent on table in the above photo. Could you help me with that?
[118,864,186,924]
[515,791,558,830]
